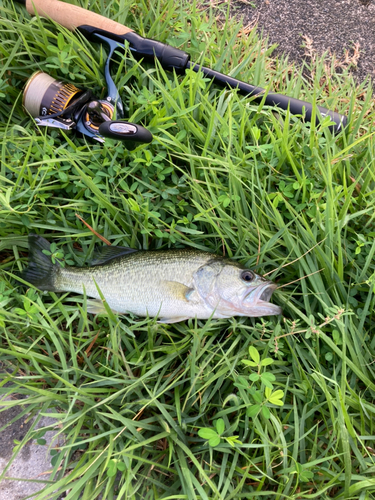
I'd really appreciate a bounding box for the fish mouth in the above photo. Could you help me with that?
[259,284,276,303]
[245,282,277,302]
[242,283,282,316]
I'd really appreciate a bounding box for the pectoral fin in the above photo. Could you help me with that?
[157,282,201,323]
[163,281,197,302]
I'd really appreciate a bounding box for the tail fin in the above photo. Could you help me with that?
[18,234,60,291]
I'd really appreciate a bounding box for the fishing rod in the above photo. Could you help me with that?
[15,0,348,133]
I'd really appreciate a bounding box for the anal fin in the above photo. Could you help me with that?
[158,316,190,324]
[86,299,118,315]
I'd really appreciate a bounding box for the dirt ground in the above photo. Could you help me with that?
[235,0,375,86]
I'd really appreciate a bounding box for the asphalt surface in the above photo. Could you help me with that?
[1,0,374,498]
[235,0,375,86]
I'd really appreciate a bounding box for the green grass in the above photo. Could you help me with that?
[1,0,375,498]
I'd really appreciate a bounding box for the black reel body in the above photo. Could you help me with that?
[23,71,152,146]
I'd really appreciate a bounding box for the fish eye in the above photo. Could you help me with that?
[241,270,255,282]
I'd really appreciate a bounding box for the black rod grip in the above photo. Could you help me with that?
[188,63,347,133]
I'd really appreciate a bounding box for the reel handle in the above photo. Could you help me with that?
[98,121,153,143]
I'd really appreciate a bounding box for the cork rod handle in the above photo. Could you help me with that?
[25,0,133,35]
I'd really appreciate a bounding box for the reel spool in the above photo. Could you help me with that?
[23,72,152,145]
[23,72,84,118]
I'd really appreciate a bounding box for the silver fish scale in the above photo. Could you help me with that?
[54,249,229,318]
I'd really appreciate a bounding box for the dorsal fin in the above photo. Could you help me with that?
[90,245,138,266]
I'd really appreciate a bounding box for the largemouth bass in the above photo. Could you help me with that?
[19,234,282,323]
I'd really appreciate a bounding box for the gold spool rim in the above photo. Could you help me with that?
[49,84,81,114]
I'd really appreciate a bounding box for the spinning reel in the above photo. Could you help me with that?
[23,33,152,146]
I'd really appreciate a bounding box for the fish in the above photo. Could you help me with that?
[18,234,282,323]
